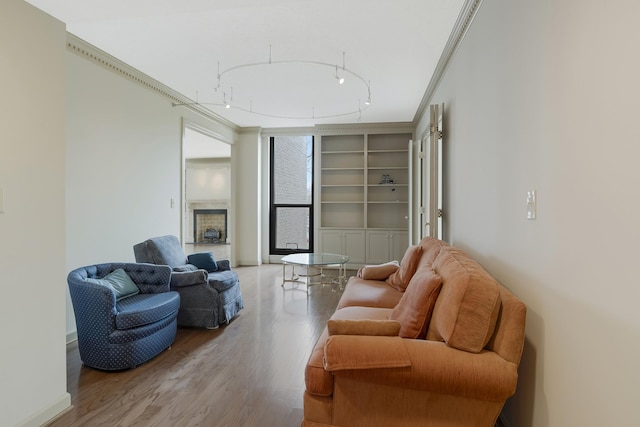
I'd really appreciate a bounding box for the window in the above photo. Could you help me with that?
[269,136,314,254]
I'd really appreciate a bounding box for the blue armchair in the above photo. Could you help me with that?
[67,263,180,370]
[133,235,244,329]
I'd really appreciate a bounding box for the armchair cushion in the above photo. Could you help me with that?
[135,235,188,268]
[115,292,181,330]
[87,268,139,301]
[188,252,218,272]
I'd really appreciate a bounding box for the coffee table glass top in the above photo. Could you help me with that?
[281,253,349,266]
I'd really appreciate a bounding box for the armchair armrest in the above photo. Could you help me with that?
[325,337,518,401]
[170,269,208,287]
[216,259,231,271]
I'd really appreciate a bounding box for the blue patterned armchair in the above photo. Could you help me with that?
[67,263,180,370]
[133,235,244,329]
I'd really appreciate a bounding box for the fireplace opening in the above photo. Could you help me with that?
[194,209,227,244]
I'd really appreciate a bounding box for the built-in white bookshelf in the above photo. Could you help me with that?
[320,134,365,229]
[318,131,412,265]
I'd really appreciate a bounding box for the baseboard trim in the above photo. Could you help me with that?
[17,393,71,427]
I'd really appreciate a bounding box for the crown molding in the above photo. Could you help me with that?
[66,33,239,131]
[413,0,483,125]
[314,122,414,135]
[237,126,263,135]
[261,127,316,137]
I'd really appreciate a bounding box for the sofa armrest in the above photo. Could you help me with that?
[327,319,401,337]
[323,335,412,371]
[327,338,518,401]
[170,269,208,287]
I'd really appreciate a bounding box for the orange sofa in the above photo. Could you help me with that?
[303,237,526,427]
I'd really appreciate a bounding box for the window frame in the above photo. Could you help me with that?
[269,135,315,255]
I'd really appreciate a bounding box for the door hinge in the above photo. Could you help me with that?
[438,209,444,218]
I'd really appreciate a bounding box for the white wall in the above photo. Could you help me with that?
[417,0,640,426]
[234,129,262,265]
[185,159,231,201]
[0,1,70,425]
[65,49,237,335]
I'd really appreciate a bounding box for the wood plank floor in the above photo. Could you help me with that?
[48,264,344,427]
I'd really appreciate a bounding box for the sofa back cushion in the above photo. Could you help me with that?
[389,266,442,338]
[385,245,423,291]
[427,247,501,353]
[417,236,451,266]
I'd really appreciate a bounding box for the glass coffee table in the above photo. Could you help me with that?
[281,253,349,294]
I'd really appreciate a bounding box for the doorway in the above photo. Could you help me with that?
[182,125,233,260]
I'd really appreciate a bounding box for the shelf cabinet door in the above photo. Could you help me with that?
[319,229,365,265]
[389,231,409,261]
[365,231,408,264]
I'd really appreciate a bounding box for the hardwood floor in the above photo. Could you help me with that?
[48,264,344,427]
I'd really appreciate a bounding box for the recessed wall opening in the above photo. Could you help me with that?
[182,124,232,261]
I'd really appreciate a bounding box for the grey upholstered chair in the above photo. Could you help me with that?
[67,263,180,370]
[133,235,244,329]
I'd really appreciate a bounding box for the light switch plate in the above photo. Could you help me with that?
[526,190,536,220]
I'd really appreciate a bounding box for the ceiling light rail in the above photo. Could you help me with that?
[172,46,372,120]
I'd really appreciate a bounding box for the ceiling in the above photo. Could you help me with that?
[26,0,465,129]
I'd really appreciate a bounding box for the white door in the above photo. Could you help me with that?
[422,104,444,240]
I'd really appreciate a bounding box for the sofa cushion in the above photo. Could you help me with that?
[337,277,403,310]
[427,247,501,353]
[188,252,218,272]
[87,268,139,301]
[389,266,443,339]
[115,291,181,330]
[385,245,423,291]
[327,319,401,337]
[356,261,399,280]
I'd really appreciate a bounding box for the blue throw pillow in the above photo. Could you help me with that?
[188,252,218,272]
[90,268,140,301]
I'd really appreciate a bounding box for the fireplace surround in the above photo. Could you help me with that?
[193,209,227,243]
